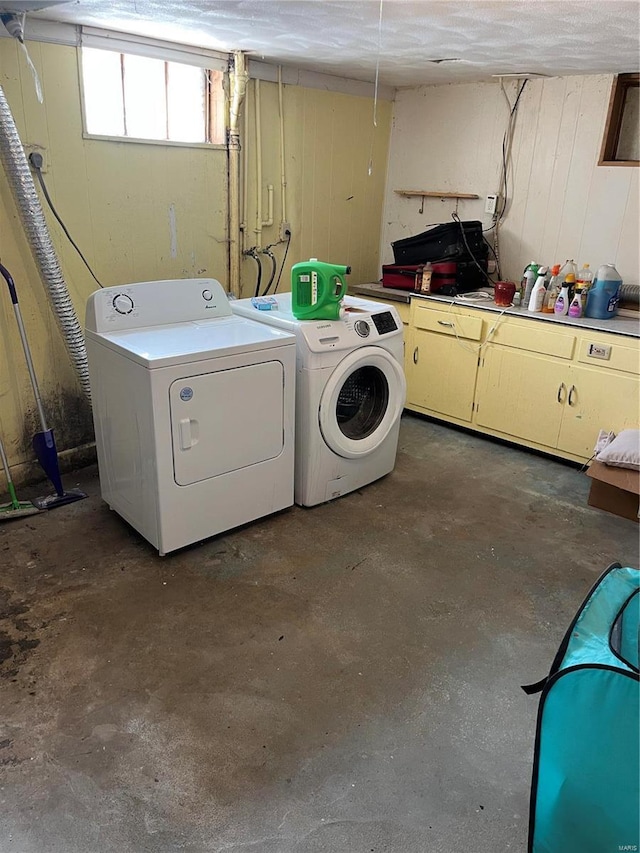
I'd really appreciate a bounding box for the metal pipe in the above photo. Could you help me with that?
[254,78,262,250]
[227,51,248,298]
[240,77,250,252]
[262,183,274,228]
[0,84,91,400]
[278,66,287,230]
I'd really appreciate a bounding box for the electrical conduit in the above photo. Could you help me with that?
[0,84,91,401]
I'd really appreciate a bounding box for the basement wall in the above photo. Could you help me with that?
[0,38,390,486]
[381,75,638,286]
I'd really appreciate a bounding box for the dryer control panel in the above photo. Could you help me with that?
[86,278,232,333]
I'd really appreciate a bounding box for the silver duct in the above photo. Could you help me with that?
[0,84,91,401]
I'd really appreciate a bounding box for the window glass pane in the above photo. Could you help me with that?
[123,54,167,140]
[167,62,206,143]
[82,47,125,136]
[616,86,639,161]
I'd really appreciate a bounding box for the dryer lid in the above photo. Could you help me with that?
[86,316,295,369]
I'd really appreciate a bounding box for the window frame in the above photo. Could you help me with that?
[77,46,227,149]
[599,73,639,167]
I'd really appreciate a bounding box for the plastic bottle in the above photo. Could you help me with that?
[521,262,539,308]
[542,264,562,313]
[576,264,593,313]
[576,263,593,290]
[568,290,583,318]
[558,259,578,281]
[291,258,350,320]
[554,273,574,316]
[585,264,623,320]
[528,268,547,312]
[419,261,433,294]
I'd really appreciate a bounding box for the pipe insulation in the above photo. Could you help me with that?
[0,84,91,400]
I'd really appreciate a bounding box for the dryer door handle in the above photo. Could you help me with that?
[179,418,199,450]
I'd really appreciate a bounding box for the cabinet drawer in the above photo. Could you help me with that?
[413,307,483,342]
[576,336,640,376]
[489,322,575,359]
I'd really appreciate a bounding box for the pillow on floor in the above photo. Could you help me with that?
[595,429,640,471]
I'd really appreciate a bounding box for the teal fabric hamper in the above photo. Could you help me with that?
[524,563,639,853]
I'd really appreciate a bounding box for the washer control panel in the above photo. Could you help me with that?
[86,278,232,333]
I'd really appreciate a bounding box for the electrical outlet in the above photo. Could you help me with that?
[26,145,48,173]
[279,221,291,242]
[485,194,498,215]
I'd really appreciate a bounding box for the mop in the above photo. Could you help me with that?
[0,262,86,510]
[0,433,41,520]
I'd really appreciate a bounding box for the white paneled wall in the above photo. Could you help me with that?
[382,75,638,285]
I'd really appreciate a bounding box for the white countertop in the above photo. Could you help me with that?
[414,291,640,338]
[350,282,640,339]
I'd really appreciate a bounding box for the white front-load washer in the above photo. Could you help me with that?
[85,279,296,555]
[231,292,406,506]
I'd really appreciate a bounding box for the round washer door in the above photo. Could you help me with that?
[319,347,406,459]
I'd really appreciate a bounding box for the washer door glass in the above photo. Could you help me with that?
[319,347,406,459]
[336,365,389,440]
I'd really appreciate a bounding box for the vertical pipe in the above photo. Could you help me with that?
[278,66,287,230]
[240,82,250,252]
[254,78,262,251]
[227,51,248,298]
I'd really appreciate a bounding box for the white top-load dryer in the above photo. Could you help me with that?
[85,279,296,555]
[231,292,406,506]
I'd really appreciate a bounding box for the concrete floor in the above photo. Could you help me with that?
[0,415,638,853]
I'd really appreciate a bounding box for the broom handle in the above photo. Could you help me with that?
[0,434,12,484]
[0,262,49,432]
[12,302,49,433]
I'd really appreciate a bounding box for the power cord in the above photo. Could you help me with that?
[28,152,103,288]
[451,211,493,286]
[273,229,291,294]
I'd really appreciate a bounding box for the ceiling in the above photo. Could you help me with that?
[13,0,640,87]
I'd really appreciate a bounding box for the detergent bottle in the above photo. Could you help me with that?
[291,258,351,320]
[585,264,623,320]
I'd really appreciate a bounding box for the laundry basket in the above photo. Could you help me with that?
[523,562,639,853]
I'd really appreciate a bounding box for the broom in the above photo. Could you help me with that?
[0,433,41,520]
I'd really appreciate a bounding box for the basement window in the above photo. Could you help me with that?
[81,48,225,145]
[599,73,639,165]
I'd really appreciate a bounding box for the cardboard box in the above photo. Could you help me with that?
[586,461,640,523]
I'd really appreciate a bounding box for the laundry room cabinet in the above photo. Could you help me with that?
[399,297,640,464]
[407,303,483,422]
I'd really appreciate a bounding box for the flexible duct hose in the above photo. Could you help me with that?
[0,84,91,401]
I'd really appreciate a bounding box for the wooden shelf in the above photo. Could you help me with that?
[394,190,479,199]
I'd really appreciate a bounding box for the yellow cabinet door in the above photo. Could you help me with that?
[475,347,566,448]
[557,363,640,458]
[406,327,479,422]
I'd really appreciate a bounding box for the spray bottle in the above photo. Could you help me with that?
[528,267,548,313]
[554,273,574,317]
[542,264,561,313]
[521,262,539,308]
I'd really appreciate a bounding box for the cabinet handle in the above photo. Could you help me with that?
[437,320,454,327]
[413,346,419,364]
[568,385,576,406]
[557,383,566,403]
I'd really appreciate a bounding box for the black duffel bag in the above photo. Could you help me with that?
[391,220,487,266]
